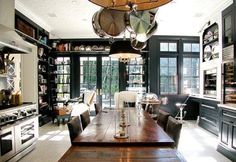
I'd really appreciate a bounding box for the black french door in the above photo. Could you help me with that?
[73,56,119,108]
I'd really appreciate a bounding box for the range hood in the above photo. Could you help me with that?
[0,0,32,54]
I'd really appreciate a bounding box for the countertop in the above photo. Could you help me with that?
[218,104,236,111]
[190,94,221,102]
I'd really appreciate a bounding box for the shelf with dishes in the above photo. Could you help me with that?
[125,57,147,96]
[52,42,111,52]
[202,23,219,62]
[54,57,71,102]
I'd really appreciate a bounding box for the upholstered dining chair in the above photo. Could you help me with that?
[156,109,170,131]
[67,116,83,144]
[83,90,96,110]
[94,103,102,115]
[114,91,138,108]
[166,116,182,148]
[80,110,91,130]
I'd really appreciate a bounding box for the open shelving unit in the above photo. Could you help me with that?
[54,57,71,102]
[15,10,54,126]
[202,23,219,62]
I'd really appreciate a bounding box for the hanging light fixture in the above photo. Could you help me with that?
[89,0,173,62]
[109,41,141,63]
[88,0,172,11]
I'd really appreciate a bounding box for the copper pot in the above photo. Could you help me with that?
[92,10,107,38]
[98,8,126,37]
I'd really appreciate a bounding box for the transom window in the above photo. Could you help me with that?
[160,42,177,52]
[183,43,200,52]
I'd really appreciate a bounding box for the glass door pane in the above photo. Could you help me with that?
[101,57,119,108]
[80,57,97,93]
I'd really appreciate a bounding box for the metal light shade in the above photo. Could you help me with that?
[89,0,172,11]
[109,41,141,62]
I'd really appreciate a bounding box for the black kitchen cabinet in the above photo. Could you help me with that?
[198,99,220,136]
[222,4,235,47]
[217,105,236,161]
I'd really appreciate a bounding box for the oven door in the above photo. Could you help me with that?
[15,116,39,153]
[0,126,16,162]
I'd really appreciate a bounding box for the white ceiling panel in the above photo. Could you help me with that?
[15,0,233,38]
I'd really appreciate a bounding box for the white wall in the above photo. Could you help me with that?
[199,0,233,101]
[21,44,38,104]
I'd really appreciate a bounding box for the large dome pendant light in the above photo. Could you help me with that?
[109,41,141,63]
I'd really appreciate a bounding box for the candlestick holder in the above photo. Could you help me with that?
[114,108,129,139]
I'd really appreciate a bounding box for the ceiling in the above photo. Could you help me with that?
[15,0,233,39]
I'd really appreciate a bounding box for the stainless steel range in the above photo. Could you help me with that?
[0,104,39,162]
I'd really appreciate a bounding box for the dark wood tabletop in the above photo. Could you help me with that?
[72,108,174,147]
[58,146,187,162]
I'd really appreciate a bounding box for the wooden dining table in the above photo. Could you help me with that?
[58,108,186,162]
[72,108,174,147]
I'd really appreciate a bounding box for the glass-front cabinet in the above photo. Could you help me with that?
[223,61,236,103]
[55,57,71,101]
[222,4,234,47]
[126,58,146,98]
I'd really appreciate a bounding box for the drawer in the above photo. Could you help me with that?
[222,109,236,122]
[201,99,219,108]
[200,105,218,118]
[200,112,218,126]
[201,103,218,111]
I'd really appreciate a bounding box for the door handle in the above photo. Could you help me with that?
[96,89,102,95]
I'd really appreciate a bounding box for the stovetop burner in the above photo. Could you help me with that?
[0,104,38,127]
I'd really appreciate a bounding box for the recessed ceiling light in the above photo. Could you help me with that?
[48,13,57,18]
[194,13,203,18]
[72,0,77,4]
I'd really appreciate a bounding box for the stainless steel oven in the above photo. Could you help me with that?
[15,117,38,153]
[0,126,15,162]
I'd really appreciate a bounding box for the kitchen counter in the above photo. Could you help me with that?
[190,94,221,102]
[217,104,236,111]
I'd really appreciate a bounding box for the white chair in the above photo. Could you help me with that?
[83,90,96,106]
[70,103,90,117]
[114,91,138,108]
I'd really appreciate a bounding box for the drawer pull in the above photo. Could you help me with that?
[201,117,216,125]
[202,104,216,110]
[223,113,236,120]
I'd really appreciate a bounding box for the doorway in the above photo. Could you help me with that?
[78,56,119,108]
